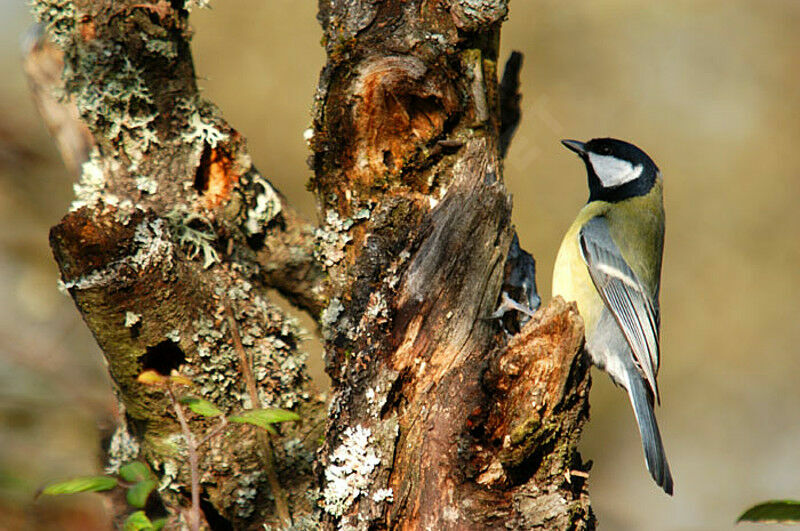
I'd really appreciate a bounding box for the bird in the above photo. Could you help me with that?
[552,137,673,495]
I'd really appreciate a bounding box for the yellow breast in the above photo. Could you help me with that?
[552,201,609,334]
[552,180,664,335]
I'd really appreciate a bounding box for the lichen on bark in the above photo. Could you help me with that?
[29,0,596,528]
[309,1,593,529]
[32,0,326,527]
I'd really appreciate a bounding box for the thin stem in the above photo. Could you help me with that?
[225,302,260,405]
[167,385,201,531]
[197,416,228,449]
[225,301,291,525]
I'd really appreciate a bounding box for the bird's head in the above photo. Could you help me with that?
[561,137,659,202]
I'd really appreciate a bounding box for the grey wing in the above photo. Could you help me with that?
[579,216,661,402]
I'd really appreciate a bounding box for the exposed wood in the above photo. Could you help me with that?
[29,0,596,528]
[311,1,594,528]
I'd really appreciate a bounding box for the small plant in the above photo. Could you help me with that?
[39,369,300,531]
[38,461,164,530]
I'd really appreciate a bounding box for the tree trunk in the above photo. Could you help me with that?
[28,0,594,529]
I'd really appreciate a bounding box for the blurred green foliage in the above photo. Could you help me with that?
[739,500,800,524]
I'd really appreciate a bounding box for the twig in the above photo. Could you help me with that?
[197,416,229,449]
[225,302,259,403]
[224,301,291,526]
[167,385,201,531]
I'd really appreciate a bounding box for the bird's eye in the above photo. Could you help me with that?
[600,146,611,155]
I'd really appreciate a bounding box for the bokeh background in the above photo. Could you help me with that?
[1,0,798,529]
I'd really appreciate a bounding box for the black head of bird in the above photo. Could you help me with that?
[561,137,659,203]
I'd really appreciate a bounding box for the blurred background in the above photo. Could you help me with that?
[1,0,798,529]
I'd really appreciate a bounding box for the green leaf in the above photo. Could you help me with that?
[228,408,300,433]
[123,510,153,531]
[739,500,800,523]
[126,479,157,509]
[181,397,223,417]
[151,518,167,530]
[119,462,152,483]
[41,476,118,496]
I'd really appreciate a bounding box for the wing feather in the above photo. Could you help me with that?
[579,216,661,401]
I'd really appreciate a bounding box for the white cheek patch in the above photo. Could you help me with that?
[587,152,643,188]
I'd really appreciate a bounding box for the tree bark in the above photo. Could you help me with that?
[310,2,592,528]
[28,0,594,529]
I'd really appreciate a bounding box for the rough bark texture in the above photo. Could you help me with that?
[310,1,593,529]
[29,1,326,528]
[29,0,594,529]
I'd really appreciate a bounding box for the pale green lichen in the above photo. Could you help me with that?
[185,0,211,9]
[181,109,228,149]
[226,279,253,301]
[314,211,353,268]
[109,197,136,225]
[135,175,158,195]
[70,149,106,211]
[282,514,324,531]
[234,471,263,519]
[165,209,220,269]
[191,316,241,410]
[453,0,508,27]
[143,33,178,59]
[372,488,393,503]
[157,459,181,493]
[352,208,371,221]
[243,174,282,236]
[31,0,76,50]
[124,311,141,328]
[65,46,159,159]
[313,207,372,269]
[56,279,69,296]
[132,218,174,269]
[104,422,140,474]
[383,249,409,290]
[283,437,314,476]
[322,425,381,517]
[243,294,309,410]
[364,382,391,417]
[190,294,308,412]
[364,291,388,320]
[320,297,343,341]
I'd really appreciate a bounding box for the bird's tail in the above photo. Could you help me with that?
[626,372,674,495]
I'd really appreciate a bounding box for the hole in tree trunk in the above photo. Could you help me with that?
[193,142,212,193]
[138,340,186,376]
[200,496,233,531]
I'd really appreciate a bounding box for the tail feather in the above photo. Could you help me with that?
[626,373,674,495]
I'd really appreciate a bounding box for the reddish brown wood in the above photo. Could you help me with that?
[29,0,595,528]
[311,1,594,528]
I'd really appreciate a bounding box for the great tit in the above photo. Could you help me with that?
[552,137,673,494]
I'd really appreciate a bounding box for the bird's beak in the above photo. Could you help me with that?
[561,139,586,155]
